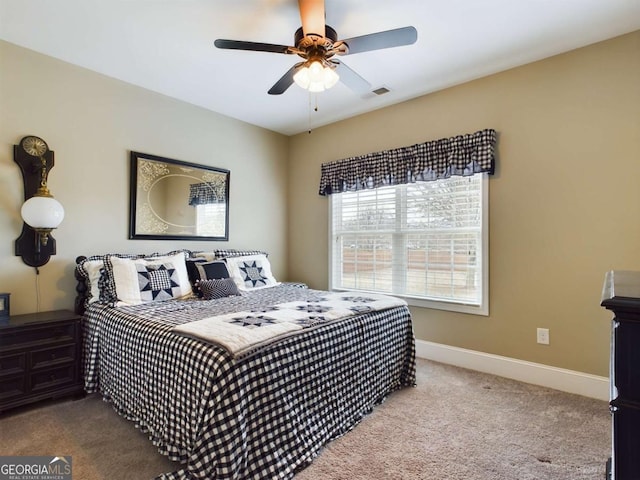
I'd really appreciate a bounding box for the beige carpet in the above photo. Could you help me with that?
[0,359,610,479]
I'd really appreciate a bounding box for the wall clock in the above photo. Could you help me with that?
[20,135,49,157]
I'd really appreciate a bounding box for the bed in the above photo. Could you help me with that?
[75,249,416,480]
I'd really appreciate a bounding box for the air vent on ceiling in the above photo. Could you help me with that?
[372,87,390,96]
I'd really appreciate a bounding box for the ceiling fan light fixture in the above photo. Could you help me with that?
[293,67,311,89]
[323,65,339,89]
[213,2,417,96]
[293,60,339,92]
[307,81,326,93]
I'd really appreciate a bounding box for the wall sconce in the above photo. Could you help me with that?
[14,136,65,268]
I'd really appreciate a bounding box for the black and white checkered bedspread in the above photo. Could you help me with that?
[83,285,416,479]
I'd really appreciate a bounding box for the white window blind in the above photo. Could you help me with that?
[196,204,226,237]
[329,174,488,315]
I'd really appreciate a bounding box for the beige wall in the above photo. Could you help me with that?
[1,32,639,378]
[287,31,640,377]
[0,41,289,315]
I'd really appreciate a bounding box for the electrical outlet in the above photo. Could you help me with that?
[537,328,550,345]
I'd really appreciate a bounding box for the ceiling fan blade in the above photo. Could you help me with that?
[214,39,292,54]
[334,60,371,94]
[339,26,417,55]
[268,64,302,95]
[298,0,325,37]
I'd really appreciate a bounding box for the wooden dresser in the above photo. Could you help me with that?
[0,309,84,413]
[601,270,640,480]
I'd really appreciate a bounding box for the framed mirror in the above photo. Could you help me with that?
[129,151,230,240]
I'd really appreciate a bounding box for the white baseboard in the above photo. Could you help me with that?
[415,339,609,401]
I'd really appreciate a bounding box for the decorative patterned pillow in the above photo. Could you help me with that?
[189,251,217,262]
[224,254,279,291]
[78,259,106,305]
[148,248,194,259]
[186,258,208,284]
[78,251,198,306]
[195,261,230,281]
[198,278,241,300]
[108,253,192,306]
[76,253,145,305]
[136,263,181,302]
[188,259,230,297]
[214,249,268,260]
[191,249,269,262]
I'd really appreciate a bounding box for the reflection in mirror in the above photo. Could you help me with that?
[129,151,230,240]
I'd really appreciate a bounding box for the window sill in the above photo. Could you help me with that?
[403,295,488,316]
[331,287,488,316]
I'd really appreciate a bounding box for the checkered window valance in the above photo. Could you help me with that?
[318,129,497,196]
[188,182,226,206]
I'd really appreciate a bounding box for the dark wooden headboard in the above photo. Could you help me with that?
[74,256,88,315]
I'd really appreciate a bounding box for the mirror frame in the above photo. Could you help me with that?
[129,151,230,241]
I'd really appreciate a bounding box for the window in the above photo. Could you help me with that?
[196,203,226,237]
[329,174,488,315]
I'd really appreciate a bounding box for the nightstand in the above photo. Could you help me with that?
[0,309,84,413]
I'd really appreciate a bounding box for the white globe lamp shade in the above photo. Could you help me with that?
[293,61,340,92]
[307,61,324,82]
[21,196,65,229]
[323,67,339,89]
[308,81,326,93]
[293,67,311,89]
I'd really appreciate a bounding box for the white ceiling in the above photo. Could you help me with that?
[2,1,639,136]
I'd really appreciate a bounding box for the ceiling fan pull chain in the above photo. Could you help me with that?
[308,93,320,134]
[308,92,312,134]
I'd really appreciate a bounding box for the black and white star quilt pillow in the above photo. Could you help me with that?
[225,254,279,291]
[109,253,193,305]
[137,263,181,302]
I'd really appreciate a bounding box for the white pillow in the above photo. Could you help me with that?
[110,253,192,306]
[193,251,217,262]
[225,254,279,291]
[81,259,106,304]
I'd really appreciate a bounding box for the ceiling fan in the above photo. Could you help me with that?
[214,0,417,95]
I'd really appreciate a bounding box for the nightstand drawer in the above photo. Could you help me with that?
[0,375,27,401]
[1,323,76,350]
[0,310,83,412]
[31,344,76,370]
[0,353,26,377]
[30,365,76,393]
